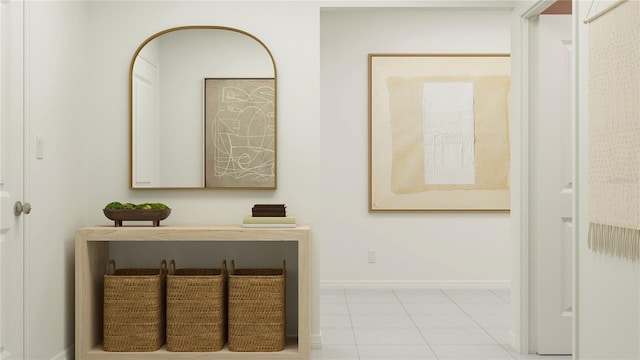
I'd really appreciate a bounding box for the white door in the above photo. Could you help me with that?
[0,1,25,358]
[532,14,573,355]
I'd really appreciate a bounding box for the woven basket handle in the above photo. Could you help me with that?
[168,259,176,275]
[230,259,235,274]
[160,259,167,274]
[221,259,227,275]
[282,259,286,274]
[105,259,116,275]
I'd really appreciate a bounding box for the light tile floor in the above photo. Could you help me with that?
[312,288,572,360]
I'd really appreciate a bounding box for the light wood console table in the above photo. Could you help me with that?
[75,225,311,359]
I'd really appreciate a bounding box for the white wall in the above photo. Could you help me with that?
[575,1,640,358]
[85,0,322,345]
[26,1,89,358]
[85,1,512,348]
[86,0,319,229]
[21,2,516,356]
[24,1,640,358]
[320,8,512,286]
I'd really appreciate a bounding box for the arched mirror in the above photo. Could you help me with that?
[130,26,277,189]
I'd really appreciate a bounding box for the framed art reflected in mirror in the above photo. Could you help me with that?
[204,78,276,189]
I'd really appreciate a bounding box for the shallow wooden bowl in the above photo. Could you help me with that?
[103,208,171,227]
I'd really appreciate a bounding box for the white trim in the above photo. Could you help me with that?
[51,346,73,360]
[319,0,516,7]
[20,1,30,359]
[572,0,581,357]
[511,0,557,355]
[512,3,554,355]
[510,3,529,354]
[520,0,556,18]
[508,330,518,350]
[311,332,322,350]
[320,280,510,290]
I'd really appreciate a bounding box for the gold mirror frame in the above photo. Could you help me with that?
[129,26,277,190]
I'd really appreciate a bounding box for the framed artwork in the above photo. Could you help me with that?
[204,78,276,188]
[369,54,511,212]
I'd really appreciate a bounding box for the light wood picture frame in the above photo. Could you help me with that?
[369,54,511,212]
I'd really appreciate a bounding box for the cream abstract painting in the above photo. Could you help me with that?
[369,54,511,211]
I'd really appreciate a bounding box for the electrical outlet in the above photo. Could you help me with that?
[368,250,376,263]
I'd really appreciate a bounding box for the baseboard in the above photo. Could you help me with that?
[320,280,511,289]
[508,330,518,353]
[311,332,323,349]
[51,346,73,360]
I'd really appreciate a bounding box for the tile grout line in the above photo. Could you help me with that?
[440,289,519,360]
[488,288,511,304]
[485,289,519,358]
[392,289,441,360]
[343,289,361,359]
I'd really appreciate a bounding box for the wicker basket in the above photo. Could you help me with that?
[103,259,167,352]
[166,260,227,352]
[227,260,286,352]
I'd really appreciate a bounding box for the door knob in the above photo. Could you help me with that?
[14,201,32,216]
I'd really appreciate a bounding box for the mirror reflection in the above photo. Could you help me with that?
[130,26,276,189]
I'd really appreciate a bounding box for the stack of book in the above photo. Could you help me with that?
[243,204,296,228]
[252,204,287,217]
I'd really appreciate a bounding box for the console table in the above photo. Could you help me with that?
[75,225,310,359]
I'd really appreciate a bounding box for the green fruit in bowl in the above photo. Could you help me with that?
[104,202,123,210]
[104,202,169,210]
